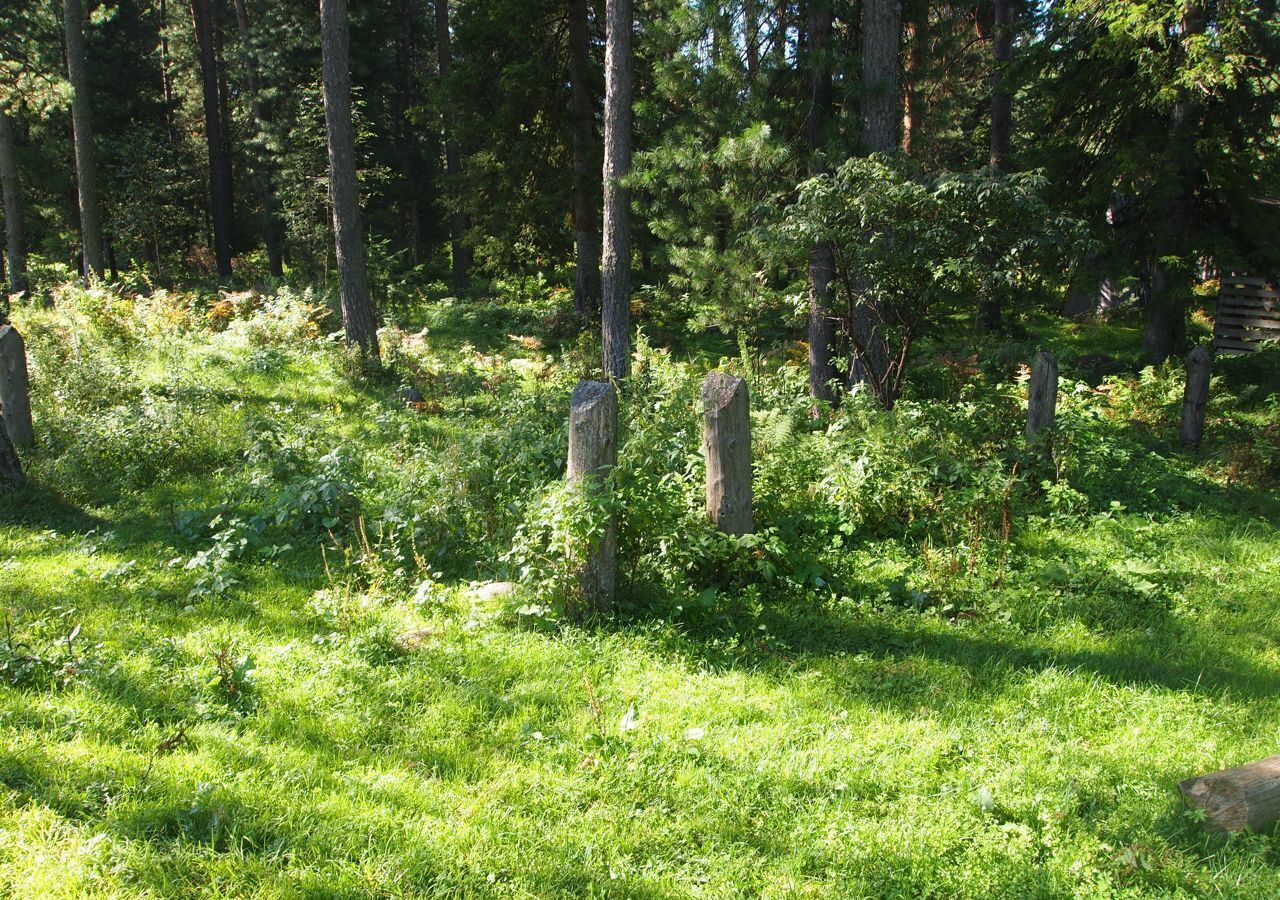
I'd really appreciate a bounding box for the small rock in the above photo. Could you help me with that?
[397,386,424,405]
[393,628,439,652]
[474,581,517,602]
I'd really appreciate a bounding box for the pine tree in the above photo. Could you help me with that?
[601,0,633,380]
[63,0,104,280]
[320,0,379,356]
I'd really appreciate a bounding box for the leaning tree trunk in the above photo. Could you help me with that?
[320,0,379,357]
[805,0,838,406]
[192,0,235,280]
[435,0,472,292]
[601,0,633,381]
[0,108,28,295]
[850,0,900,402]
[569,0,602,321]
[232,0,285,278]
[64,0,104,281]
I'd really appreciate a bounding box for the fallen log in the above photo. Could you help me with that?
[1179,755,1280,833]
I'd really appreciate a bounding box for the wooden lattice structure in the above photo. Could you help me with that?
[1214,275,1280,355]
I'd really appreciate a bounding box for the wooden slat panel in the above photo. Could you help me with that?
[1219,298,1280,312]
[1214,337,1257,351]
[1221,290,1280,301]
[1216,316,1280,331]
[1222,275,1271,287]
[1216,326,1280,340]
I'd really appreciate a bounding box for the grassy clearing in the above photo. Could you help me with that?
[2,285,1280,897]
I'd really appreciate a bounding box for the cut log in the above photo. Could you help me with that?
[1179,755,1280,833]
[1180,344,1212,448]
[702,372,752,535]
[1026,350,1057,438]
[0,324,33,448]
[567,381,617,613]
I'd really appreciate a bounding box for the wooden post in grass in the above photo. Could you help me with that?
[1180,344,1212,448]
[0,324,32,448]
[1026,350,1058,438]
[702,372,752,535]
[1180,755,1280,833]
[568,380,617,612]
[0,426,22,491]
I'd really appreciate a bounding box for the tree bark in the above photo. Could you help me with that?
[1181,755,1280,834]
[320,0,379,357]
[569,0,602,321]
[702,372,753,535]
[860,0,901,155]
[805,0,838,405]
[850,0,900,398]
[989,0,1013,174]
[64,0,104,281]
[601,0,633,381]
[191,0,235,280]
[232,0,285,277]
[0,109,28,295]
[901,0,928,156]
[392,0,422,264]
[1143,2,1205,364]
[773,0,788,64]
[1026,349,1057,438]
[1180,344,1211,447]
[0,325,33,449]
[435,0,472,291]
[568,380,617,613]
[978,0,1014,333]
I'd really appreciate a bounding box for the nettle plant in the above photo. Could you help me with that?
[783,156,1090,408]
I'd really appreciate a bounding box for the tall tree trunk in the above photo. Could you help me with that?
[850,0,900,400]
[232,0,285,277]
[435,0,472,291]
[901,0,928,155]
[805,0,838,404]
[601,0,632,381]
[745,0,760,82]
[860,0,900,154]
[773,0,788,64]
[191,0,235,280]
[64,0,104,281]
[569,0,602,321]
[978,0,1014,333]
[989,0,1012,173]
[320,0,379,356]
[1144,2,1205,365]
[392,0,421,264]
[0,109,28,296]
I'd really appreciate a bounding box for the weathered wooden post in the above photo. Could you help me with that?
[702,372,752,535]
[1026,350,1058,438]
[1180,344,1212,448]
[0,427,22,492]
[0,324,32,448]
[1180,755,1280,833]
[567,380,617,612]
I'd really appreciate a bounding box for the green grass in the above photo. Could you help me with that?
[2,287,1280,897]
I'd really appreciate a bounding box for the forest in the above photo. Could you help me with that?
[1,0,1280,896]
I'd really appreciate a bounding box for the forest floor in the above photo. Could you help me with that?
[2,281,1280,897]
